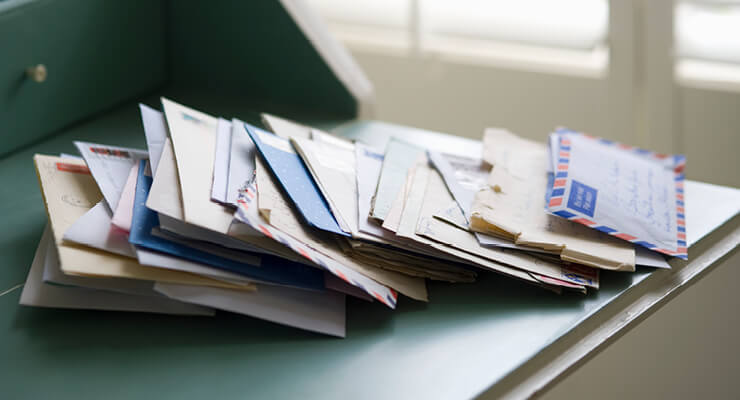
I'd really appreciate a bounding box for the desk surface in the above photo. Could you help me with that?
[0,99,737,399]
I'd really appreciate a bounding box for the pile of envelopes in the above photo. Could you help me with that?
[21,98,685,337]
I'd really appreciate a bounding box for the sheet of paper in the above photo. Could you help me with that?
[474,218,671,269]
[131,161,324,291]
[146,138,184,220]
[469,129,635,271]
[684,180,740,246]
[74,141,148,210]
[33,154,247,288]
[150,227,262,266]
[43,234,163,297]
[546,128,688,259]
[253,153,441,279]
[161,98,234,234]
[147,140,308,264]
[211,118,232,204]
[20,227,214,316]
[158,213,273,257]
[428,151,489,221]
[381,162,417,233]
[245,122,347,237]
[370,139,424,221]
[226,118,257,206]
[139,103,168,174]
[155,282,346,337]
[63,199,135,258]
[111,162,139,231]
[355,144,398,242]
[290,133,356,234]
[239,161,420,305]
[414,167,597,289]
[261,112,312,140]
[135,248,255,285]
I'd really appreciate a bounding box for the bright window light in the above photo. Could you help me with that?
[421,0,608,51]
[676,1,740,64]
[307,0,409,29]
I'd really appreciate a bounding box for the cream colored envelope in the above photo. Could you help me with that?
[33,154,254,290]
[20,226,215,316]
[254,155,429,301]
[470,129,635,271]
[146,139,305,263]
[261,112,313,140]
[290,133,356,234]
[161,98,234,234]
[400,164,595,289]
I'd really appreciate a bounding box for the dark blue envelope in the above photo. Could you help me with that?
[129,161,324,291]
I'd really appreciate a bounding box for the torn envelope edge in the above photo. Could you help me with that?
[234,183,398,309]
[546,128,687,260]
[416,218,586,292]
[417,215,596,290]
[244,122,349,237]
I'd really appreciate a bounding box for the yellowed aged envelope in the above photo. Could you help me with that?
[254,155,429,301]
[161,98,234,234]
[470,129,635,271]
[401,164,596,289]
[33,154,254,289]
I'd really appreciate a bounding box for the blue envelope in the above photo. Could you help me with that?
[129,161,324,291]
[244,123,349,237]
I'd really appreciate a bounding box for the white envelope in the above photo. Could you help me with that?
[43,232,160,297]
[111,163,139,232]
[225,119,257,206]
[161,98,234,234]
[146,139,303,263]
[139,103,168,174]
[355,143,399,242]
[427,150,489,221]
[211,118,232,204]
[262,113,312,140]
[546,129,688,259]
[74,141,148,210]
[20,227,214,316]
[135,247,255,285]
[63,200,136,258]
[291,132,356,234]
[155,282,346,337]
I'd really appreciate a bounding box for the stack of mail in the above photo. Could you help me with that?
[466,128,682,278]
[20,97,686,337]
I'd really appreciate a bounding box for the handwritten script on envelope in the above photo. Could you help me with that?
[546,128,687,259]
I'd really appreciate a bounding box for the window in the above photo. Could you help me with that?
[675,0,740,90]
[306,0,609,76]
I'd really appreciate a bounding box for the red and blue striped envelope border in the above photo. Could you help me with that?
[234,184,398,308]
[547,128,687,260]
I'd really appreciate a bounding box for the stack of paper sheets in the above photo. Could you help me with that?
[21,98,699,337]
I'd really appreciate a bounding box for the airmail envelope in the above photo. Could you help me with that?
[546,128,688,259]
[74,141,148,211]
[244,123,348,237]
